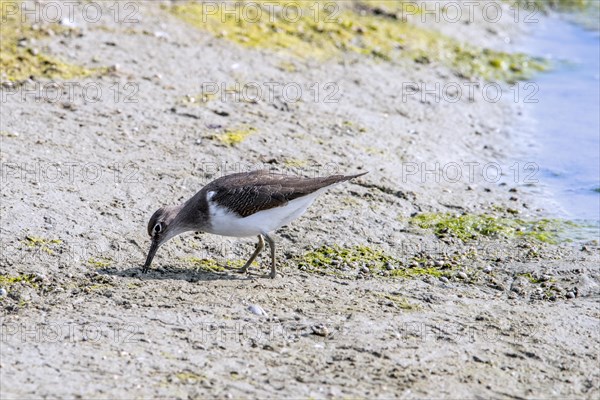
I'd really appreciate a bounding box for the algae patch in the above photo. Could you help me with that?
[298,245,400,272]
[217,127,256,146]
[283,158,309,168]
[183,257,226,273]
[169,1,546,81]
[0,3,98,82]
[296,245,462,279]
[411,213,575,243]
[518,272,546,284]
[23,236,62,254]
[0,273,39,288]
[87,257,112,268]
[375,292,420,310]
[166,370,207,385]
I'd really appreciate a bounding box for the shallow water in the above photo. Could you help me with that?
[518,14,600,225]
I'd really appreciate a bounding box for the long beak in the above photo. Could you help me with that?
[142,238,160,273]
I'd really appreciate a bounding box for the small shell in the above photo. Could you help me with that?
[247,304,268,317]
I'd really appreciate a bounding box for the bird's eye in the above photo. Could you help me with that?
[153,223,162,234]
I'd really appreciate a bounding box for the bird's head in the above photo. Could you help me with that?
[143,205,184,271]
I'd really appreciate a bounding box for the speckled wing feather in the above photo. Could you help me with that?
[205,170,366,218]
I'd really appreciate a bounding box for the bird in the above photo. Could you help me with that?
[142,169,367,278]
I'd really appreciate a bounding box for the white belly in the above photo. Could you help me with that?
[206,191,321,237]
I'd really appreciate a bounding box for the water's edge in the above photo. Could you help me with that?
[514,13,600,238]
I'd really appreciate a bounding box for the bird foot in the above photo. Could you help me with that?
[224,265,249,274]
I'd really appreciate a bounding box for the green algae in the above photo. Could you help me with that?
[0,273,38,288]
[175,371,204,382]
[217,127,256,146]
[0,2,98,82]
[87,257,112,268]
[518,272,557,284]
[298,244,399,271]
[183,257,226,272]
[87,283,112,292]
[297,245,463,279]
[375,292,420,310]
[411,213,576,244]
[283,158,308,168]
[169,1,546,82]
[160,368,207,387]
[277,60,298,72]
[23,236,62,254]
[390,265,448,278]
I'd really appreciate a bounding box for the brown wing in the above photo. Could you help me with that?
[205,170,366,218]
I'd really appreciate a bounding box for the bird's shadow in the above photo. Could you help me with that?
[98,264,257,282]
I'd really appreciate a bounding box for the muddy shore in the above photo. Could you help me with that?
[1,1,598,399]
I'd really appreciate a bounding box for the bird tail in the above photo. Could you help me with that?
[321,171,368,186]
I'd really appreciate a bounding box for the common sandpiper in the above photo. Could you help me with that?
[142,169,367,278]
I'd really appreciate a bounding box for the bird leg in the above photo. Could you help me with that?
[263,233,278,279]
[235,235,264,274]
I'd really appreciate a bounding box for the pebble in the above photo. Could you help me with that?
[247,304,268,317]
[385,263,394,271]
[0,288,6,297]
[361,266,369,274]
[440,276,449,284]
[311,324,329,337]
[566,291,575,299]
[457,271,468,280]
[434,260,444,267]
[483,266,493,273]
[473,354,490,364]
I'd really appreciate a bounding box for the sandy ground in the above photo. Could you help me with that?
[1,1,599,398]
